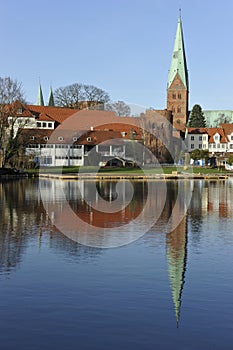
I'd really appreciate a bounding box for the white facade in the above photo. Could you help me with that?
[186,133,209,152]
[25,143,126,167]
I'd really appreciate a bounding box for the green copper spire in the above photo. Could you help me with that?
[48,86,55,106]
[168,15,188,89]
[37,83,44,106]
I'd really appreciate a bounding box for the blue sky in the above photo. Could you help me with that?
[1,0,233,112]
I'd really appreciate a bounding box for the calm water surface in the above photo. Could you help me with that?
[0,178,233,350]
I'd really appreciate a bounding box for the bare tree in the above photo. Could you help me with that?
[54,83,110,109]
[54,83,84,108]
[105,100,131,116]
[0,77,25,167]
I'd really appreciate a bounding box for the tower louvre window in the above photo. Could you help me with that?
[177,107,181,113]
[178,93,182,99]
[172,93,176,99]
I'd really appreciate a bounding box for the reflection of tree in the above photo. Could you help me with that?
[0,179,46,272]
[0,179,104,273]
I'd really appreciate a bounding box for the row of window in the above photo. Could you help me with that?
[190,135,207,141]
[28,144,83,149]
[30,136,92,142]
[172,93,182,99]
[190,143,233,150]
[36,122,53,128]
[190,135,233,141]
[172,106,182,113]
[190,144,208,149]
[55,156,82,160]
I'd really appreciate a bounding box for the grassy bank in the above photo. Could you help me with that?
[26,165,231,176]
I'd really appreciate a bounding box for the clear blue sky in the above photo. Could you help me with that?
[1,0,233,111]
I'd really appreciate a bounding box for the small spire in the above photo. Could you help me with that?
[37,83,44,106]
[48,86,55,106]
[179,8,182,19]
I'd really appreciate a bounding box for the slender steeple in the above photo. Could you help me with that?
[168,14,188,89]
[167,13,189,126]
[48,86,55,106]
[37,83,45,106]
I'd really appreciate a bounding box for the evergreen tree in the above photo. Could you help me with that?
[188,104,206,127]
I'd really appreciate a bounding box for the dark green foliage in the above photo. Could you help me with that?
[188,104,206,128]
[227,154,233,165]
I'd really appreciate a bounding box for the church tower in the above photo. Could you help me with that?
[167,14,189,127]
[37,83,45,106]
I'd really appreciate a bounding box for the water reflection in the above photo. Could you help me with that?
[0,178,233,326]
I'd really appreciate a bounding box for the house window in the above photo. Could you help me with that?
[199,136,202,141]
[191,136,194,141]
[222,144,225,148]
[230,144,233,149]
[48,123,52,128]
[191,144,194,149]
[231,136,233,140]
[199,144,202,149]
[203,136,206,141]
[37,122,41,127]
[43,122,47,128]
[213,144,216,148]
[217,144,220,148]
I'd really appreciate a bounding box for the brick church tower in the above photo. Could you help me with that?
[167,15,189,128]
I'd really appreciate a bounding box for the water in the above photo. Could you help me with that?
[0,178,233,350]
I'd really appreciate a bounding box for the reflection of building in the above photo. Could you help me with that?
[166,218,187,327]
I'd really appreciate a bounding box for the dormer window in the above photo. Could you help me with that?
[30,136,35,140]
[73,137,78,141]
[87,137,92,142]
[17,108,23,114]
[44,136,48,141]
[58,136,64,141]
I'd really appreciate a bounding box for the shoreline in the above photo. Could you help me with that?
[38,172,229,180]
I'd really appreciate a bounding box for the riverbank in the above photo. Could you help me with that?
[1,166,232,180]
[39,172,229,180]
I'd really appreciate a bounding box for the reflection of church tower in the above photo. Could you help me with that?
[167,14,189,127]
[166,218,187,327]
